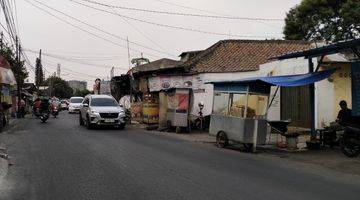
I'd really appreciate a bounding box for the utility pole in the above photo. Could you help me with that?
[127,36,133,103]
[0,32,3,50]
[127,36,133,124]
[127,36,131,70]
[15,36,22,118]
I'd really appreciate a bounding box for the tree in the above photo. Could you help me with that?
[45,76,73,99]
[284,0,360,42]
[73,89,91,97]
[35,57,44,86]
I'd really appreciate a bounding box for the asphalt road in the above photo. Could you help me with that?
[0,112,360,200]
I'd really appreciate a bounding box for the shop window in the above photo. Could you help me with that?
[229,93,246,118]
[213,92,229,115]
[247,94,269,119]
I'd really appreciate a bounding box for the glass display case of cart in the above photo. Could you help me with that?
[209,82,271,152]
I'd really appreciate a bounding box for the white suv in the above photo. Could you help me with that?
[68,97,84,113]
[79,95,126,129]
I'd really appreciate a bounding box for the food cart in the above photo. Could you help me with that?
[207,68,337,152]
[208,81,270,151]
[166,88,191,133]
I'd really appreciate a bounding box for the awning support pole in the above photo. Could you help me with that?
[351,47,360,58]
[268,86,280,109]
[309,58,316,137]
[315,55,325,72]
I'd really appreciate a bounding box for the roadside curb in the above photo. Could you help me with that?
[0,142,8,185]
[3,115,30,133]
[131,124,216,144]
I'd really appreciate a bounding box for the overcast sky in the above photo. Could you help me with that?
[1,0,301,88]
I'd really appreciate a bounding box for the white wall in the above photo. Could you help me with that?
[258,58,309,122]
[191,58,342,129]
[259,58,341,129]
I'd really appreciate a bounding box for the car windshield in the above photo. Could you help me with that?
[90,98,118,107]
[70,98,83,103]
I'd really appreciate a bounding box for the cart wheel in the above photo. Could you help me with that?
[216,131,229,148]
[243,143,253,152]
[175,126,181,134]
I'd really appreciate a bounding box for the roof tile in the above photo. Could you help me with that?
[183,40,312,73]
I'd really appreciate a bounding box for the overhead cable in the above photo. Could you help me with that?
[69,0,281,39]
[24,0,164,59]
[30,0,176,57]
[80,0,283,21]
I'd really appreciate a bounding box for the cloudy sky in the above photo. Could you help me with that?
[1,0,301,88]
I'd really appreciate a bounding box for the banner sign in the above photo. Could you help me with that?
[148,75,204,92]
[100,81,111,95]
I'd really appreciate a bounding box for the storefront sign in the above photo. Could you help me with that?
[148,75,204,92]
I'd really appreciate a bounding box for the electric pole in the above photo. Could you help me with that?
[15,36,22,118]
[0,32,3,50]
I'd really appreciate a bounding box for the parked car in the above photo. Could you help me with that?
[60,100,69,110]
[79,95,126,129]
[68,97,84,113]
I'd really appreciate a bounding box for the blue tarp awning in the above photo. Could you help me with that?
[207,68,337,87]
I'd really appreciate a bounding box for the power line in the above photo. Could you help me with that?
[23,0,165,59]
[80,0,283,21]
[24,48,115,69]
[39,49,126,56]
[43,61,99,79]
[117,14,168,52]
[69,0,281,39]
[30,0,176,58]
[25,48,131,71]
[153,0,283,30]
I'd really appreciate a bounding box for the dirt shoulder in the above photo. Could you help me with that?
[132,125,360,176]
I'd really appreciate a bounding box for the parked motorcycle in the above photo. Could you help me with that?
[340,126,360,157]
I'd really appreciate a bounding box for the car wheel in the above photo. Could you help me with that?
[79,113,84,126]
[117,123,125,130]
[216,131,229,148]
[86,115,93,129]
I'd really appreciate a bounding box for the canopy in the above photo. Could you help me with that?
[0,55,17,85]
[207,68,337,87]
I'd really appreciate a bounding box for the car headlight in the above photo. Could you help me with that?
[118,111,125,117]
[90,110,99,114]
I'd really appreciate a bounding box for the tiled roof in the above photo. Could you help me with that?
[182,40,312,73]
[133,58,183,73]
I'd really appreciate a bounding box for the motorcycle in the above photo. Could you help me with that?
[34,108,50,123]
[51,106,59,118]
[39,112,50,123]
[340,126,360,157]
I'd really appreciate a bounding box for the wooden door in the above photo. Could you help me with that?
[281,86,311,128]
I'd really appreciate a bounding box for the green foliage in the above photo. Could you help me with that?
[73,88,91,97]
[45,76,73,99]
[284,0,360,42]
[35,57,44,86]
[0,45,28,86]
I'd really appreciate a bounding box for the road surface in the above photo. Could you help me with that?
[0,112,359,200]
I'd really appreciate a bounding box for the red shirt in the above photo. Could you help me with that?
[34,101,42,108]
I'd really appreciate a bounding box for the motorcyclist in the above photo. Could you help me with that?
[33,98,42,116]
[40,98,50,114]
